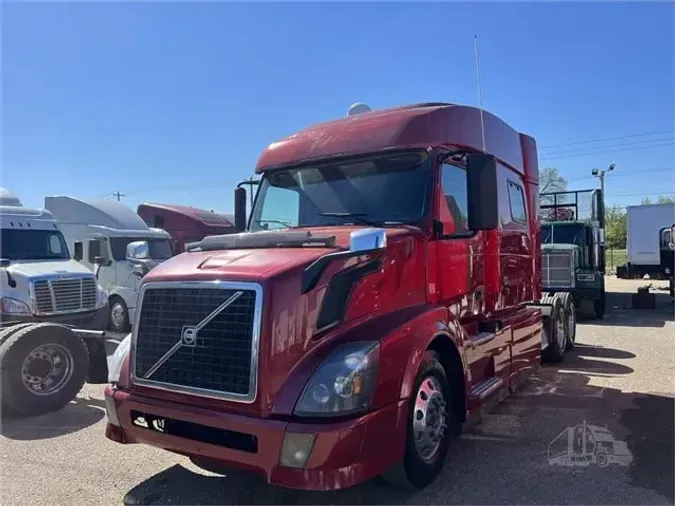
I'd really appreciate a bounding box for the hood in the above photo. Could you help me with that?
[144,226,418,283]
[5,259,95,279]
[542,243,579,252]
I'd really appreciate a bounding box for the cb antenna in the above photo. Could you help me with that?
[474,34,486,152]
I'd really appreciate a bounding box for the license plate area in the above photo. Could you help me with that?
[130,409,258,453]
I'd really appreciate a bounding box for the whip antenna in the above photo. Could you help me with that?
[474,34,486,152]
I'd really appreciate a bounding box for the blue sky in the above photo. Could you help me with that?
[3,2,674,214]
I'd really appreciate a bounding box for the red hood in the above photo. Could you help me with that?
[143,226,417,283]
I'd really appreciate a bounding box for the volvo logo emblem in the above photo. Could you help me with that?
[181,326,197,346]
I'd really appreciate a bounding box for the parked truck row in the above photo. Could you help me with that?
[102,101,593,492]
[0,188,238,416]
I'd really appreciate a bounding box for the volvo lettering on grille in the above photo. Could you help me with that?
[142,291,243,380]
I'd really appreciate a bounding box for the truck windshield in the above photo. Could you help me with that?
[109,237,174,261]
[541,223,586,245]
[249,151,431,231]
[1,229,70,261]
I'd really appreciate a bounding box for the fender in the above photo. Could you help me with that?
[396,306,467,401]
[108,286,138,311]
[269,304,466,417]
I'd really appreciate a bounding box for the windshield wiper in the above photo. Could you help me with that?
[318,212,395,227]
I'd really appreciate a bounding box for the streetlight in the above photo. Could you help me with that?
[592,163,616,201]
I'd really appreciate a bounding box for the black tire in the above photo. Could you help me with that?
[592,292,606,320]
[0,323,40,345]
[542,297,568,363]
[0,323,89,417]
[380,350,457,490]
[108,296,130,333]
[556,292,576,350]
[85,339,110,384]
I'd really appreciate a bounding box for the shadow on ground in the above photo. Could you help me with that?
[580,286,673,328]
[1,395,106,440]
[123,341,673,505]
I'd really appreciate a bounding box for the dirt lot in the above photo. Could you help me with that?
[1,277,673,505]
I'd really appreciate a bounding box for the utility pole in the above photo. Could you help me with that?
[112,191,126,202]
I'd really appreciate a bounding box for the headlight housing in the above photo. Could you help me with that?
[1,297,31,315]
[108,333,131,383]
[294,341,379,418]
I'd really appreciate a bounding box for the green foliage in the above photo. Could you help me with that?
[642,195,675,205]
[605,205,627,249]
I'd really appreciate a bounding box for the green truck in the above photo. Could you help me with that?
[540,189,607,323]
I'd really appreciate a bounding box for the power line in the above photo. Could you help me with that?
[540,141,674,161]
[573,166,675,182]
[539,136,674,157]
[539,129,675,149]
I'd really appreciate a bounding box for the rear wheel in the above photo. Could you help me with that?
[380,351,457,490]
[542,296,567,363]
[556,292,576,350]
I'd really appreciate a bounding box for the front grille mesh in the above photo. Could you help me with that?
[134,287,257,396]
[33,277,97,314]
[542,250,575,288]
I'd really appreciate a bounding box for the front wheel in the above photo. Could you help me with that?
[0,323,89,417]
[542,297,568,363]
[109,297,130,333]
[592,292,606,320]
[380,351,456,490]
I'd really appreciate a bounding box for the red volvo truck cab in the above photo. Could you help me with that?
[136,202,235,253]
[104,102,568,491]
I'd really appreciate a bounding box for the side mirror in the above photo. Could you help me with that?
[93,256,105,265]
[349,228,387,254]
[0,258,10,268]
[234,187,247,233]
[669,224,675,251]
[73,242,83,261]
[466,153,499,231]
[126,241,150,262]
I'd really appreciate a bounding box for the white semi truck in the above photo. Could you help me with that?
[617,203,675,279]
[44,196,175,332]
[0,188,110,416]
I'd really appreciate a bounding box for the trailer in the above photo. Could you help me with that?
[617,203,675,279]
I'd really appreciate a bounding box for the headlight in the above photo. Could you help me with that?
[96,286,108,307]
[108,333,131,383]
[1,297,31,315]
[294,341,379,418]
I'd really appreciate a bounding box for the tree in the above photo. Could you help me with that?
[540,167,568,194]
[605,205,627,249]
[642,195,675,205]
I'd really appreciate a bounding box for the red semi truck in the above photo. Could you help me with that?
[136,202,235,253]
[104,102,572,491]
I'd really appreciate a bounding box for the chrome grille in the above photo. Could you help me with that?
[542,250,575,289]
[32,277,97,315]
[131,282,262,403]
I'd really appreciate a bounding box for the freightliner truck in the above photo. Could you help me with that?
[0,188,110,416]
[104,102,575,491]
[540,189,606,324]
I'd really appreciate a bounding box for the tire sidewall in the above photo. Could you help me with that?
[109,297,130,333]
[1,324,89,416]
[402,351,452,489]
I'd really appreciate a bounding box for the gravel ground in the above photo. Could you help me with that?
[1,277,673,505]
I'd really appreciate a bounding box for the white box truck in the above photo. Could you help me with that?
[617,203,675,279]
[0,188,110,417]
[44,196,175,333]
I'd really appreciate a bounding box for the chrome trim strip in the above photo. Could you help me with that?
[130,280,263,404]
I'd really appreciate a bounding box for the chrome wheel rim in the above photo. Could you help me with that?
[413,376,447,463]
[111,303,125,328]
[21,344,74,395]
[567,308,576,342]
[556,310,566,349]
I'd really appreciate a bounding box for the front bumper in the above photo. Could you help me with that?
[104,385,407,491]
[1,305,109,331]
